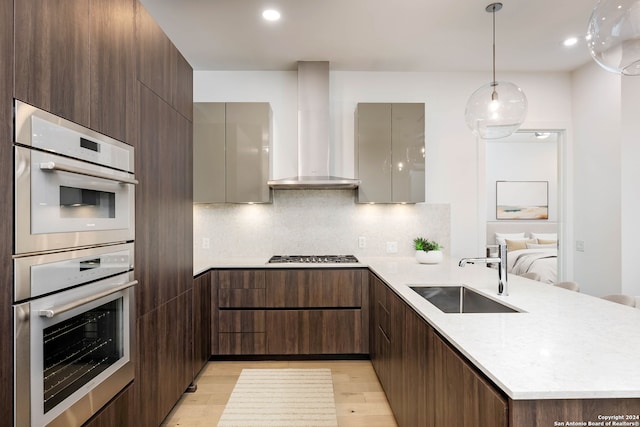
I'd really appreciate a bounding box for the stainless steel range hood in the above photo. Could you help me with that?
[267,61,360,190]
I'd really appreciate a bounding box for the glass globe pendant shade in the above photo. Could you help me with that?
[464,81,528,139]
[587,0,640,75]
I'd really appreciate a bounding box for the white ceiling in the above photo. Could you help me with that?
[140,0,595,73]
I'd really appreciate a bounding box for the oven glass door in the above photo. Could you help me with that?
[21,274,134,427]
[42,298,124,413]
[14,146,136,254]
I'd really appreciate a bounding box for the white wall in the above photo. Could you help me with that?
[485,138,558,222]
[571,61,622,297]
[621,77,640,297]
[194,70,572,259]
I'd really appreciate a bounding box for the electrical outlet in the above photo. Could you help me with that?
[576,240,584,252]
[386,241,398,253]
[202,237,210,249]
[358,236,367,249]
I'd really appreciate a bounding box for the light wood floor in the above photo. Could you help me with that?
[160,360,398,427]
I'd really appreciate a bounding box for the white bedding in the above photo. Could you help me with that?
[507,248,557,284]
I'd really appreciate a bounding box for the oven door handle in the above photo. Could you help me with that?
[38,280,138,318]
[39,161,139,185]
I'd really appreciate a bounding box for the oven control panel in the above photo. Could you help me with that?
[13,243,134,302]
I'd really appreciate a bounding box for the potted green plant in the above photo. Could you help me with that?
[413,237,443,264]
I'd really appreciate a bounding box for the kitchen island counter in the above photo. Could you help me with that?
[195,256,640,401]
[365,256,640,401]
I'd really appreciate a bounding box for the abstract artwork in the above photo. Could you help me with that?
[496,181,548,220]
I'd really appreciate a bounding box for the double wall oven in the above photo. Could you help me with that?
[12,100,137,427]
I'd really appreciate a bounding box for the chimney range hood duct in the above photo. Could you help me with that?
[267,61,360,189]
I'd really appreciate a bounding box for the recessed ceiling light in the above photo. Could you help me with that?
[262,9,281,21]
[563,37,579,47]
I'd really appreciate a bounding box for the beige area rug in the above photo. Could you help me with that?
[216,368,338,427]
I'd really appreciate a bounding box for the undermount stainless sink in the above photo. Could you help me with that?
[409,285,521,314]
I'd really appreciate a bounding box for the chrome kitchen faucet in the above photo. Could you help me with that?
[458,243,508,296]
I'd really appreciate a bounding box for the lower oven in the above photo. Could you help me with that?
[13,244,136,427]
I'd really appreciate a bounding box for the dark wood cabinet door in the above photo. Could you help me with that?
[403,308,433,427]
[218,270,266,308]
[89,0,135,141]
[15,0,91,126]
[433,333,507,427]
[136,2,176,106]
[265,269,363,308]
[136,84,178,315]
[219,333,266,355]
[462,362,508,427]
[371,275,405,416]
[219,270,266,289]
[193,272,212,376]
[219,310,265,332]
[175,52,193,120]
[266,310,364,354]
[136,293,193,427]
[385,285,405,423]
[175,111,194,297]
[433,332,464,426]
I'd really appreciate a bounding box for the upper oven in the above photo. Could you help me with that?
[14,100,137,255]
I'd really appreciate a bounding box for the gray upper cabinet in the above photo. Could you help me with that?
[194,103,226,203]
[193,102,272,203]
[356,103,425,203]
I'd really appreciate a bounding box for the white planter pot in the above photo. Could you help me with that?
[415,250,443,264]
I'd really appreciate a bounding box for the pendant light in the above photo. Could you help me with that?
[587,0,640,75]
[465,3,528,140]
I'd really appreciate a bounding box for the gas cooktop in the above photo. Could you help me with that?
[268,255,360,264]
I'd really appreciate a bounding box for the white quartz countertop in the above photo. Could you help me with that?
[195,256,640,400]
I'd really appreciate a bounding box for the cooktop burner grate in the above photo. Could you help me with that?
[268,255,359,264]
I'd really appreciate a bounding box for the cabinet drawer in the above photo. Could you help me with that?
[266,269,363,308]
[265,309,364,354]
[218,289,265,308]
[219,310,265,332]
[218,270,265,289]
[218,333,266,355]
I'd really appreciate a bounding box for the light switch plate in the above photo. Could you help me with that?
[386,241,398,253]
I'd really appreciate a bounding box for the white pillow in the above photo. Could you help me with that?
[495,232,526,245]
[531,232,557,241]
[526,243,557,249]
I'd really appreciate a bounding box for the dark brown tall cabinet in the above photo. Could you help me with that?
[14,0,135,142]
[0,1,13,424]
[133,4,194,427]
[1,1,194,426]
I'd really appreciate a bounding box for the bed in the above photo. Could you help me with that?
[486,221,558,284]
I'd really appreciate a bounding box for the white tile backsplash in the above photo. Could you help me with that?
[194,189,450,270]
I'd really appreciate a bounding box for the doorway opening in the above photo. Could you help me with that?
[480,130,571,283]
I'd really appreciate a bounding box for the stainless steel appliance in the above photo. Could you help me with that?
[14,100,137,255]
[13,243,136,427]
[268,255,360,264]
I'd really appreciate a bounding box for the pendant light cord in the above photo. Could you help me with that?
[492,5,496,87]
[487,3,502,99]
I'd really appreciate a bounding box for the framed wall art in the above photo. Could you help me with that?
[496,181,548,220]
